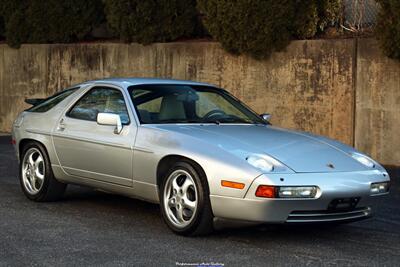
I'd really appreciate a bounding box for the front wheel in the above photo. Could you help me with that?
[20,141,66,201]
[160,161,214,236]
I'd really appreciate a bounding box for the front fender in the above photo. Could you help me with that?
[133,126,263,199]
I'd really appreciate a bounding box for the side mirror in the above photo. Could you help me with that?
[97,113,122,134]
[260,113,272,123]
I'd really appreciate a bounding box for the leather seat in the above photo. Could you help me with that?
[158,94,186,121]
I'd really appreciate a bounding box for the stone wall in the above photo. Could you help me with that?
[0,39,398,165]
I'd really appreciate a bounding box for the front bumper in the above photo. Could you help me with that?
[210,170,389,223]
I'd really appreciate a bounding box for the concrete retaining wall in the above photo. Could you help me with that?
[355,39,400,166]
[0,39,398,165]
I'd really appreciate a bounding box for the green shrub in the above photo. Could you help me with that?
[0,1,13,39]
[0,18,4,39]
[0,0,104,48]
[293,1,319,39]
[198,0,342,58]
[197,0,295,59]
[376,0,400,60]
[0,7,4,39]
[319,0,342,30]
[294,0,342,39]
[104,0,202,44]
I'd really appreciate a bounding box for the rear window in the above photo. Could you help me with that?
[28,88,78,113]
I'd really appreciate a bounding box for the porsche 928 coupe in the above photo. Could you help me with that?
[12,78,390,235]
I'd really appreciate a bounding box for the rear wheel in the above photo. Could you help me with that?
[20,141,66,201]
[160,161,214,236]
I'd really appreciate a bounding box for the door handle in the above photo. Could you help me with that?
[57,119,66,131]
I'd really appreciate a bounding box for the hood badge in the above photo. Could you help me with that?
[327,163,335,169]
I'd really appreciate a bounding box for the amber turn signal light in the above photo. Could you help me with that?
[255,185,277,198]
[221,180,245,189]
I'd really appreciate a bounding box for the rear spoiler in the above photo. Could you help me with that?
[25,98,44,106]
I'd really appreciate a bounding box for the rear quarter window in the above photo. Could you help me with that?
[28,88,78,113]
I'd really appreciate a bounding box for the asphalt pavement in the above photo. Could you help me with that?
[0,135,399,267]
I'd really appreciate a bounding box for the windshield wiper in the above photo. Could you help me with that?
[203,117,256,124]
[202,119,221,125]
[228,117,267,125]
[157,119,201,124]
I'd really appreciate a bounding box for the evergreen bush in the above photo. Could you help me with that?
[197,0,295,59]
[376,0,400,60]
[0,0,104,48]
[294,0,342,39]
[104,0,202,44]
[0,18,4,39]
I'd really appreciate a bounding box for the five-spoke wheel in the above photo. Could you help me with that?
[22,148,45,194]
[160,161,214,235]
[163,169,198,228]
[19,141,66,201]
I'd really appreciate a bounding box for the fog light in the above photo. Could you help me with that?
[278,186,318,198]
[370,182,390,195]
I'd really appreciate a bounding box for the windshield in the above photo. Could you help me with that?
[128,85,266,124]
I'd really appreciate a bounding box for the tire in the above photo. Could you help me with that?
[19,141,66,201]
[160,161,214,236]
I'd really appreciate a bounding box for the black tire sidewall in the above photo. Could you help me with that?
[160,161,211,235]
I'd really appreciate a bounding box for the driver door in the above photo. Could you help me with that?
[52,86,136,186]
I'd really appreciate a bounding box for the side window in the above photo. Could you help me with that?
[68,87,130,124]
[28,88,78,113]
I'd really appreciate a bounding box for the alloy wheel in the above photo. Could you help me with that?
[22,148,45,194]
[163,169,198,228]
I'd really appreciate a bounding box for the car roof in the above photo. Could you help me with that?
[77,77,214,90]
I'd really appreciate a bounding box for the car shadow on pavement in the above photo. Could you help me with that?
[60,179,400,240]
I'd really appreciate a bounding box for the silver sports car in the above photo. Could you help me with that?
[12,78,390,235]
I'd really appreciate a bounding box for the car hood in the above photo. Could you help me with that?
[150,124,367,173]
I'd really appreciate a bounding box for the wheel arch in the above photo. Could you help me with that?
[156,154,208,190]
[19,138,47,160]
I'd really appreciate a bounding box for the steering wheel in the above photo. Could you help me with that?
[203,109,226,120]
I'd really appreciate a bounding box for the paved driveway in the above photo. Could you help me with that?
[0,136,399,266]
